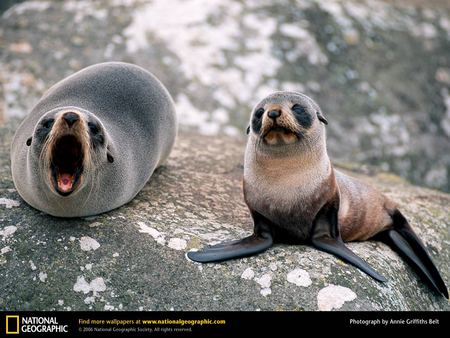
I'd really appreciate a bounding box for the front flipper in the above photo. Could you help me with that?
[187,211,273,263]
[311,202,387,283]
[187,233,272,262]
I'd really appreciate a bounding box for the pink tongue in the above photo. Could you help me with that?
[57,173,74,192]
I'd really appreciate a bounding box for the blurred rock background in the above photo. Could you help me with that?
[1,0,450,192]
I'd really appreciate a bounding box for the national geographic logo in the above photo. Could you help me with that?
[5,315,68,334]
[5,316,19,334]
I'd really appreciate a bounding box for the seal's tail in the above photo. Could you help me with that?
[375,210,448,298]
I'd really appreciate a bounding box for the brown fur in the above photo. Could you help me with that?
[336,170,396,241]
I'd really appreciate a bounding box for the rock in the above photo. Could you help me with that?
[0,119,448,311]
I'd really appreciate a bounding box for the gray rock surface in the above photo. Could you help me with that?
[1,0,450,193]
[0,119,448,311]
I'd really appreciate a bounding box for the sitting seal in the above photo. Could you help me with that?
[11,62,177,217]
[188,91,448,298]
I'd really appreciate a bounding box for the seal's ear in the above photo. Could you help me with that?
[246,125,250,135]
[26,137,32,146]
[107,146,114,163]
[317,111,328,125]
[107,151,114,163]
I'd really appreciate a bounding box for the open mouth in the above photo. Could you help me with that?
[262,126,300,145]
[265,126,295,134]
[263,126,299,138]
[51,135,84,196]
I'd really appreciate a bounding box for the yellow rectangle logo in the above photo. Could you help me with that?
[6,315,19,334]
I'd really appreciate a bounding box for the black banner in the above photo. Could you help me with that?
[1,311,448,336]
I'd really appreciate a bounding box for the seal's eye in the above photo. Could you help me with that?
[43,119,54,129]
[88,122,99,134]
[89,122,105,148]
[292,104,313,128]
[292,104,307,115]
[255,108,264,118]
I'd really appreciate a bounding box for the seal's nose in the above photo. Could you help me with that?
[268,110,281,119]
[63,112,79,127]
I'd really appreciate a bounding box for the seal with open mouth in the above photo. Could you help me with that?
[11,62,177,217]
[188,91,448,298]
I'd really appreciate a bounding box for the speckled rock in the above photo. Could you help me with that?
[0,119,448,311]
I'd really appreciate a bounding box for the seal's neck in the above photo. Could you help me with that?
[243,136,331,199]
[244,134,333,204]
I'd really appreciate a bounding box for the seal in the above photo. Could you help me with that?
[11,62,177,217]
[188,91,448,298]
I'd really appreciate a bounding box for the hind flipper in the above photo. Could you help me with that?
[375,210,448,298]
[187,211,273,263]
[312,202,387,282]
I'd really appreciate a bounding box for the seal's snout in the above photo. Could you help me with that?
[63,112,79,127]
[43,110,90,197]
[268,109,281,119]
[257,103,302,146]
